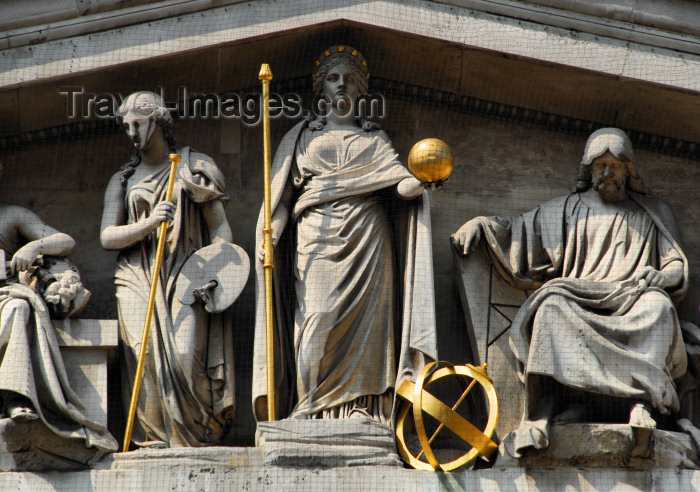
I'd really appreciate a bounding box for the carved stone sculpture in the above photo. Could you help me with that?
[252,46,438,424]
[0,179,117,453]
[452,128,689,458]
[101,91,235,448]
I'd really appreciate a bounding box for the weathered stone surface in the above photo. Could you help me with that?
[0,418,108,472]
[99,446,265,471]
[255,418,403,467]
[496,424,700,469]
[4,0,700,93]
[54,318,118,428]
[0,319,118,472]
[2,447,700,491]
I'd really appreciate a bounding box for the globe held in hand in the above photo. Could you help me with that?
[408,138,454,184]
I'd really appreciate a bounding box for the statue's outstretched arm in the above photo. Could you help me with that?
[396,176,423,200]
[10,206,76,274]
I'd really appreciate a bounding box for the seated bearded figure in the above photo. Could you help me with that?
[452,128,688,458]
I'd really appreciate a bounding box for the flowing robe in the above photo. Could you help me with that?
[0,234,117,453]
[465,192,688,456]
[252,121,437,422]
[115,147,235,447]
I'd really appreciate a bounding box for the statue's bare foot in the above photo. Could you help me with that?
[5,395,38,421]
[629,402,656,429]
[553,403,585,423]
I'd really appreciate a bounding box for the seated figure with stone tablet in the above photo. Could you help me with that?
[451,128,689,458]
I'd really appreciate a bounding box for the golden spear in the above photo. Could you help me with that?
[123,153,181,451]
[259,63,276,421]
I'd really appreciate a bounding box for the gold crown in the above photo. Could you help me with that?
[312,45,369,80]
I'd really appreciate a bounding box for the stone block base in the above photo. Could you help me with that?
[1,447,700,491]
[255,417,403,467]
[0,419,106,472]
[497,423,700,469]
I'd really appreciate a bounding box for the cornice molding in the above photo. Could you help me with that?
[1,0,700,94]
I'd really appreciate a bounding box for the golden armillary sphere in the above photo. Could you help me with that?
[407,138,454,188]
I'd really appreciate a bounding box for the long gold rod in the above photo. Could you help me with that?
[259,63,276,421]
[123,153,181,451]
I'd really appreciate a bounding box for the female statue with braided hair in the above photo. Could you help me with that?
[252,47,437,424]
[101,91,235,447]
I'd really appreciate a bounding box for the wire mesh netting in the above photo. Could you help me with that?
[0,1,699,488]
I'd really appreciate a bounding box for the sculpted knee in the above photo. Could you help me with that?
[3,298,31,318]
[534,296,566,322]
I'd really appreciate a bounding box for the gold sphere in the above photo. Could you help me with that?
[407,138,454,183]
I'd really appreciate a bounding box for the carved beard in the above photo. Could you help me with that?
[592,174,626,198]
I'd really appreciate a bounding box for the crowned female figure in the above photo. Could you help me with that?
[252,46,437,424]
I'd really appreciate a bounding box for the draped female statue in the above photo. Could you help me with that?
[252,46,437,424]
[101,92,235,447]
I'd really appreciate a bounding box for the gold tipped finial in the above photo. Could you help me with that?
[169,153,181,164]
[259,63,273,81]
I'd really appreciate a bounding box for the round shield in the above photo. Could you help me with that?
[175,243,250,313]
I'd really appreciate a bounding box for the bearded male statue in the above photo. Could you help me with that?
[452,128,689,458]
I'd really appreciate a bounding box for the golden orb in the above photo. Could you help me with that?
[407,138,454,184]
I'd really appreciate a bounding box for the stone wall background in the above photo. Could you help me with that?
[0,25,698,444]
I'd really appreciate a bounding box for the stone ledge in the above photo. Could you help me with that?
[2,452,700,491]
[52,319,118,349]
[497,423,700,469]
[97,446,265,471]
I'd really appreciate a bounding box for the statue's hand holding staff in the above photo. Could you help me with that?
[145,201,176,231]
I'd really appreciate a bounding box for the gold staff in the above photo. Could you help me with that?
[259,63,276,421]
[123,153,181,451]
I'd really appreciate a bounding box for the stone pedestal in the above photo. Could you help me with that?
[1,446,699,491]
[496,423,700,469]
[0,419,108,472]
[255,417,403,467]
[54,319,118,428]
